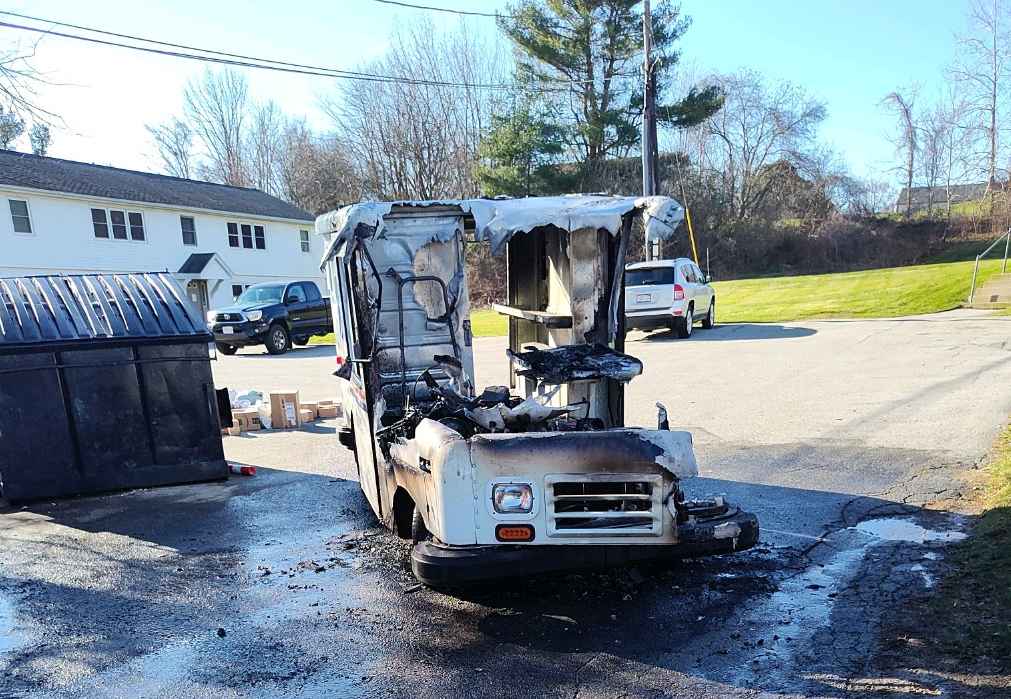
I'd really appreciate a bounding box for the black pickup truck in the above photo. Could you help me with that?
[208,280,333,355]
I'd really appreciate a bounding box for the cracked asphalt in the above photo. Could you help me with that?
[2,309,1010,698]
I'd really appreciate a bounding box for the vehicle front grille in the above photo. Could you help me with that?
[215,313,243,322]
[546,475,663,537]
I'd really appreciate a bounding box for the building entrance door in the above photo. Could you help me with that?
[186,280,210,318]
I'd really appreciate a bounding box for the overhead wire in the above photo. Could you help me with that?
[369,0,504,18]
[0,9,613,91]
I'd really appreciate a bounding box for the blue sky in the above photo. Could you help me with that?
[6,1,971,183]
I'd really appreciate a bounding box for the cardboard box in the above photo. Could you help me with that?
[226,426,242,437]
[317,399,334,407]
[231,408,262,432]
[268,391,301,429]
[299,408,316,423]
[299,401,319,419]
[317,404,339,419]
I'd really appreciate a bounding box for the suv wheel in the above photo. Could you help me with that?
[702,300,715,329]
[266,324,290,355]
[675,305,694,339]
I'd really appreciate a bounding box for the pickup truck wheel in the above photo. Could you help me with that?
[266,324,290,355]
[215,343,237,356]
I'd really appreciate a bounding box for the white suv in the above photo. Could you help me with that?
[624,258,715,338]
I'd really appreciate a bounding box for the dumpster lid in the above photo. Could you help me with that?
[0,272,210,348]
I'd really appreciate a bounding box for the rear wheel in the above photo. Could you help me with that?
[702,300,715,329]
[215,343,237,355]
[266,324,290,355]
[675,305,694,338]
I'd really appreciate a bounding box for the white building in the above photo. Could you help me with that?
[0,150,322,316]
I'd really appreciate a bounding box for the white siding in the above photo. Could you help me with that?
[0,188,323,308]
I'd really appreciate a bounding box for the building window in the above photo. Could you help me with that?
[8,199,32,234]
[227,222,267,250]
[231,284,244,299]
[92,208,144,241]
[109,210,128,239]
[128,212,145,241]
[181,216,197,246]
[92,208,109,238]
[300,229,310,253]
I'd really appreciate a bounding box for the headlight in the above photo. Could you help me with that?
[493,483,533,513]
[206,311,216,323]
[246,310,263,322]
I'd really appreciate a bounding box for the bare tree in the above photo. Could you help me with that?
[703,70,827,220]
[0,41,56,125]
[325,20,507,199]
[0,107,24,149]
[918,106,946,216]
[936,88,974,217]
[184,69,249,186]
[881,90,918,218]
[28,122,49,156]
[146,118,193,178]
[278,120,361,215]
[950,0,1011,215]
[247,100,285,196]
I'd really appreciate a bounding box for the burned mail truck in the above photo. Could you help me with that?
[317,195,758,586]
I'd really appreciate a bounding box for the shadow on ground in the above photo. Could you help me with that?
[631,323,816,342]
[0,470,984,698]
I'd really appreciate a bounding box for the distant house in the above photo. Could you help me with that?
[0,150,321,317]
[893,182,991,214]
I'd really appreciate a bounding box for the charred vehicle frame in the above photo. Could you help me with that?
[317,196,758,586]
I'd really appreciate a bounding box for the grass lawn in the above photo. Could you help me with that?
[712,258,1004,324]
[921,421,1011,665]
[309,258,1005,343]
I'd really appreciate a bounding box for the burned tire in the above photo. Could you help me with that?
[266,324,290,355]
[411,507,430,543]
[702,300,715,329]
[215,342,237,355]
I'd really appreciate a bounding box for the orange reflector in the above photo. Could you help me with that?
[496,524,535,542]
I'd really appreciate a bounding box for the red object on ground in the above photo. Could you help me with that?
[228,463,256,476]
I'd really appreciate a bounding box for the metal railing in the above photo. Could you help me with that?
[968,228,1011,304]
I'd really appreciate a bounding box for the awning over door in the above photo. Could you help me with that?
[176,253,232,281]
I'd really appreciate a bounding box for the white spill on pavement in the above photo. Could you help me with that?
[0,596,19,655]
[854,517,968,544]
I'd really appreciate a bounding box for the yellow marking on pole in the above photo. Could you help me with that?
[685,205,700,266]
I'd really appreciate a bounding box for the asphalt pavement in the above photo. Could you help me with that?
[2,309,1010,698]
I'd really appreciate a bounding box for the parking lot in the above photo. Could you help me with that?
[2,310,1010,697]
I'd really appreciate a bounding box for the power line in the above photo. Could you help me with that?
[369,0,504,18]
[0,12,548,91]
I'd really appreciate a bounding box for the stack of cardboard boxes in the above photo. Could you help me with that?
[225,391,341,435]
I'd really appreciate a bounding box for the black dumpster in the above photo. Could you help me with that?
[0,272,227,501]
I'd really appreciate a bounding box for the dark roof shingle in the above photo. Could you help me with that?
[0,150,313,221]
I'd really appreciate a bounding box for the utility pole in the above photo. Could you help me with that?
[641,0,659,260]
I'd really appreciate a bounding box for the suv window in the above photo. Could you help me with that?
[286,284,307,304]
[694,264,707,283]
[625,267,676,286]
[305,282,321,302]
[681,265,697,283]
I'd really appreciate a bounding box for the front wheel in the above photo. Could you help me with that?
[266,324,290,355]
[215,343,237,356]
[675,305,694,339]
[702,300,715,329]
